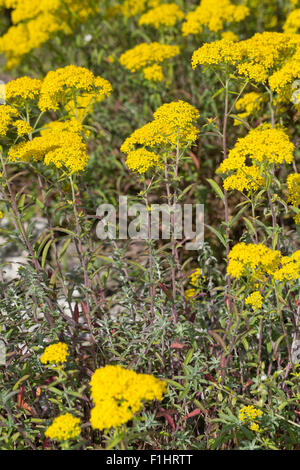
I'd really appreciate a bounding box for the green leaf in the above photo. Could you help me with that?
[207,178,224,201]
[41,239,53,269]
[205,224,227,248]
[184,348,194,366]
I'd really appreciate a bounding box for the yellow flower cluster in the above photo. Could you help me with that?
[217,125,294,192]
[14,120,33,136]
[268,45,300,97]
[139,3,184,29]
[284,8,300,33]
[221,31,239,42]
[222,165,265,193]
[223,125,294,167]
[121,101,199,173]
[89,365,167,431]
[45,413,81,441]
[120,42,180,81]
[227,243,282,280]
[6,77,42,105]
[124,148,163,174]
[143,64,164,82]
[234,92,265,124]
[273,251,300,282]
[0,105,18,136]
[286,173,300,223]
[192,32,300,93]
[185,268,206,301]
[228,243,300,284]
[0,0,98,68]
[239,405,263,432]
[38,65,112,112]
[185,289,197,300]
[237,32,300,84]
[192,38,243,68]
[287,173,300,207]
[3,67,111,173]
[245,291,263,310]
[40,342,69,365]
[189,268,202,286]
[9,120,89,173]
[182,0,249,36]
[117,0,162,17]
[0,104,33,137]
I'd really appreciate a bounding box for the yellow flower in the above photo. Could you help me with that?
[221,31,239,42]
[9,120,89,173]
[6,76,42,105]
[245,291,263,311]
[125,148,162,174]
[234,92,265,124]
[118,0,161,17]
[222,166,265,193]
[0,0,98,68]
[143,64,164,82]
[218,125,294,188]
[40,342,69,365]
[192,38,243,68]
[119,42,180,76]
[249,422,260,432]
[238,405,263,432]
[192,31,300,95]
[14,120,33,136]
[287,173,300,206]
[287,173,300,224]
[45,413,80,441]
[0,105,18,136]
[227,243,282,280]
[90,365,167,430]
[185,288,197,301]
[189,268,202,286]
[38,65,112,112]
[182,0,249,36]
[283,9,300,33]
[121,101,199,172]
[139,3,184,29]
[273,251,300,282]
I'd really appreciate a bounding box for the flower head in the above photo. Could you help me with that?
[90,365,167,430]
[38,65,112,112]
[40,342,69,365]
[121,101,199,173]
[139,3,184,29]
[239,405,263,432]
[45,413,80,441]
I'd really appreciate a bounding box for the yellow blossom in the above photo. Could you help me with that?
[143,64,164,82]
[89,365,167,430]
[121,101,199,171]
[119,42,180,80]
[38,65,112,112]
[125,148,162,174]
[139,3,184,29]
[238,405,263,432]
[45,413,80,441]
[283,9,300,33]
[245,291,263,310]
[182,0,249,36]
[6,76,42,105]
[14,120,33,136]
[40,342,69,365]
[0,105,18,136]
[0,0,99,68]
